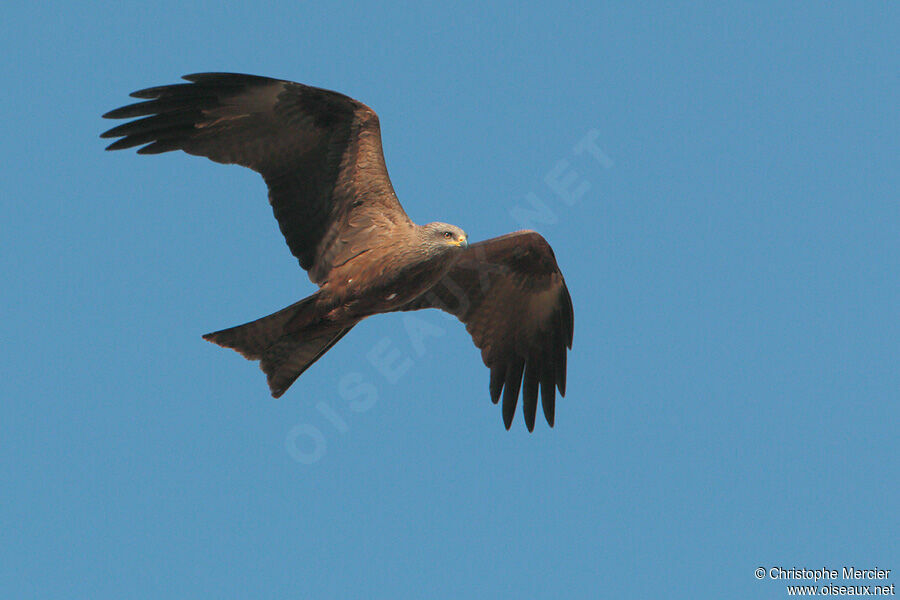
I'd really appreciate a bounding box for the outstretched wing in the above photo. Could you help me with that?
[101,73,410,283]
[401,231,574,431]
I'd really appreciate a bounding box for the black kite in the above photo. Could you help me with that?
[102,73,573,431]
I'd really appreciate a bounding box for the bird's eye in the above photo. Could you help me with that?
[443,231,453,239]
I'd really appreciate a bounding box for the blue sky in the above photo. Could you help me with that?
[2,2,898,598]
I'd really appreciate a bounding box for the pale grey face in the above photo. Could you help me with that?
[422,222,468,251]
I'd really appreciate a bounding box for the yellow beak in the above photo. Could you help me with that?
[451,235,469,248]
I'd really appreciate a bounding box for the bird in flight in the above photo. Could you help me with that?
[102,73,573,431]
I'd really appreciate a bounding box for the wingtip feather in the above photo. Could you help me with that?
[522,361,540,432]
[501,359,524,430]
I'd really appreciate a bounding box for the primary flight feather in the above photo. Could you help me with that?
[102,73,573,431]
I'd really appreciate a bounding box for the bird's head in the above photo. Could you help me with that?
[421,222,468,252]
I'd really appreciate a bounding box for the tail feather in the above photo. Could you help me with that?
[202,297,314,361]
[261,327,353,398]
[203,295,354,397]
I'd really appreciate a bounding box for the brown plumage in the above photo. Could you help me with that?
[102,73,573,430]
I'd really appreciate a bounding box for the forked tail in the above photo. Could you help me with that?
[203,295,354,398]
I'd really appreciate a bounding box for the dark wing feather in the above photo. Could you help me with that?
[102,73,410,283]
[401,231,574,431]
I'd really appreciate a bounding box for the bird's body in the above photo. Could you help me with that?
[315,221,468,318]
[102,73,573,430]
